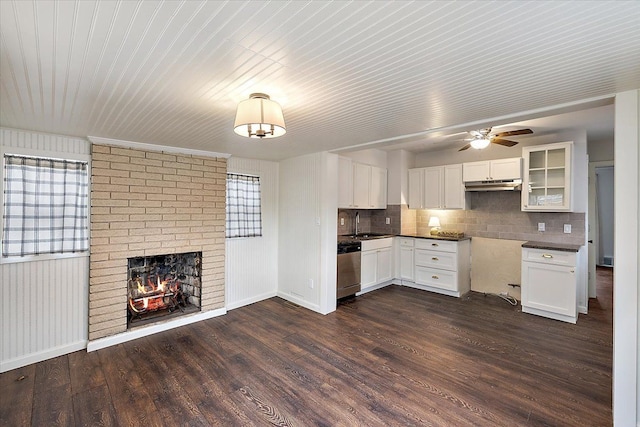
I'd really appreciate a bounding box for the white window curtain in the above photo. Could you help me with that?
[226,173,262,238]
[2,154,89,257]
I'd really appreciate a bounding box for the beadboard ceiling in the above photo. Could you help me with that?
[1,1,639,161]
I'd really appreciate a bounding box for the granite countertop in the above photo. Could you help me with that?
[522,241,583,252]
[398,234,471,242]
[338,233,395,243]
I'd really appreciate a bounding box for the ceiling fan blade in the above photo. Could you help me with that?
[458,143,471,151]
[493,128,533,138]
[491,138,519,147]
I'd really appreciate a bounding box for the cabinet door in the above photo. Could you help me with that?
[522,142,572,212]
[443,164,465,209]
[399,247,414,280]
[408,168,424,209]
[490,157,522,180]
[361,250,377,288]
[423,167,443,209]
[376,247,393,283]
[352,163,370,208]
[338,156,353,208]
[463,161,490,182]
[370,166,387,209]
[522,261,576,317]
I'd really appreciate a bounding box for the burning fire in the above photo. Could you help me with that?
[128,276,180,314]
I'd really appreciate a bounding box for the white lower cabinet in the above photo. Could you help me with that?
[411,238,470,297]
[398,238,415,281]
[360,238,394,291]
[521,247,579,323]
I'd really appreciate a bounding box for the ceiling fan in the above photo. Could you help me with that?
[458,127,533,151]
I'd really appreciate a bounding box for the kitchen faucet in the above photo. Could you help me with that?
[355,211,359,236]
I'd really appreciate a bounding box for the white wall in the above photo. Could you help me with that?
[278,152,338,313]
[612,89,639,427]
[387,149,412,205]
[0,128,90,372]
[225,157,279,309]
[341,148,388,168]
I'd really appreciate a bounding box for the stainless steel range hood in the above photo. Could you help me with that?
[464,179,522,192]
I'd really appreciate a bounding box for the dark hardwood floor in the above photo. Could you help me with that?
[1,269,613,426]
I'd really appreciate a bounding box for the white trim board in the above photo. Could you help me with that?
[87,308,226,352]
[1,340,87,373]
[88,136,231,159]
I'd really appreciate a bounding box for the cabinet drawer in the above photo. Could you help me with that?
[415,266,457,291]
[522,248,576,267]
[398,237,414,247]
[415,238,457,253]
[415,249,456,270]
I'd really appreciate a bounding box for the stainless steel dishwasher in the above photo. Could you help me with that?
[337,241,361,299]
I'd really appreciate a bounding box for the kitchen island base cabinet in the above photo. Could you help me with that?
[521,247,579,324]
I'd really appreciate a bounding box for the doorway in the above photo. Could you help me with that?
[588,160,614,298]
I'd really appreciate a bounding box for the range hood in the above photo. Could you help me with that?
[464,179,522,192]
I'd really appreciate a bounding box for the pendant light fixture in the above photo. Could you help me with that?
[234,93,286,139]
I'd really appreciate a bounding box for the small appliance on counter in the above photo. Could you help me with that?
[337,241,361,299]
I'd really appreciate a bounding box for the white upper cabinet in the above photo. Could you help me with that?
[351,161,388,209]
[338,156,354,208]
[408,168,424,209]
[443,164,465,209]
[522,142,573,212]
[409,164,465,210]
[463,157,522,182]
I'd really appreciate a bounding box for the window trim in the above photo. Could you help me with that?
[0,146,91,264]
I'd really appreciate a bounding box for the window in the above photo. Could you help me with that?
[2,154,89,257]
[226,173,262,238]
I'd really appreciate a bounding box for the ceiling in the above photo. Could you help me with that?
[1,1,638,161]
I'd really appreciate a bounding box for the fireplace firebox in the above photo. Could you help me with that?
[127,252,202,328]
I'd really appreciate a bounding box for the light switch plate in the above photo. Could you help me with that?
[538,222,545,232]
[564,224,572,233]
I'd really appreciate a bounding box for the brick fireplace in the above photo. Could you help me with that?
[89,144,226,342]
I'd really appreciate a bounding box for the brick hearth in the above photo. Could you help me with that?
[89,144,226,341]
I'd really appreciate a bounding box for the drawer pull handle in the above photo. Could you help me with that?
[542,254,553,259]
[431,243,439,247]
[431,275,439,279]
[432,257,439,261]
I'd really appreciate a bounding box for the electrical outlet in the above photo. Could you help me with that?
[340,218,345,226]
[308,279,314,289]
[564,224,572,233]
[538,222,545,232]
[385,217,391,225]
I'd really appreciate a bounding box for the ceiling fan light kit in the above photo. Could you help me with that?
[234,93,286,139]
[470,138,491,150]
[458,127,533,151]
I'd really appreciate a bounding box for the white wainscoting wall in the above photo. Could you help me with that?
[225,157,279,310]
[0,128,90,372]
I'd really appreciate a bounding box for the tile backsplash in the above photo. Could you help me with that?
[416,191,585,245]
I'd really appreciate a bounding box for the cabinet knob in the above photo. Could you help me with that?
[542,254,553,259]
[431,275,439,279]
[432,257,439,261]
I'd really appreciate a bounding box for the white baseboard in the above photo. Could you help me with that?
[226,291,278,310]
[87,308,226,352]
[1,340,87,373]
[578,304,588,314]
[357,281,393,296]
[276,291,321,313]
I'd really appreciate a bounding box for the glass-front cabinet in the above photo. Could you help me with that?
[522,141,573,211]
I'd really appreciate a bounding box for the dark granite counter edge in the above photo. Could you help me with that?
[398,234,471,242]
[522,241,583,252]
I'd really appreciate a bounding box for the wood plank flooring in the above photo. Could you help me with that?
[1,269,613,426]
